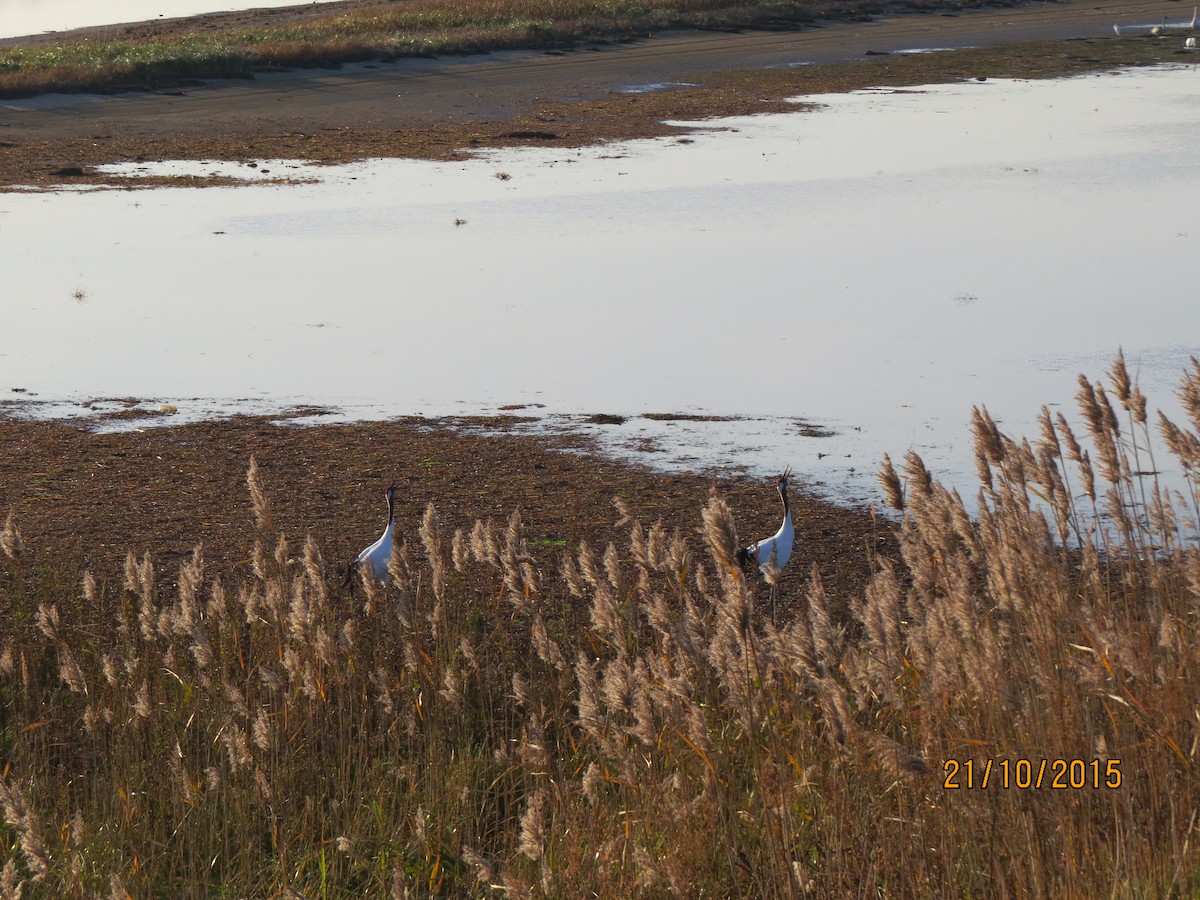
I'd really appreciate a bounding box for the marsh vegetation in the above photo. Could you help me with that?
[0,353,1199,896]
[0,0,1167,99]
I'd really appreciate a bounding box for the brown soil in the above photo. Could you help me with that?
[0,0,1188,188]
[0,414,888,612]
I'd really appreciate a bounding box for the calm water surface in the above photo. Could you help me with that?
[2,65,1198,503]
[0,0,340,39]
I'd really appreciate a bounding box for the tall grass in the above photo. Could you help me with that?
[1,353,1199,896]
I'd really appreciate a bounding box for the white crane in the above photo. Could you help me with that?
[1188,35,1198,47]
[357,482,397,581]
[736,468,795,581]
[1151,16,1166,35]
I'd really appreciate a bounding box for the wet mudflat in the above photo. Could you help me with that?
[4,65,1198,505]
[0,413,883,614]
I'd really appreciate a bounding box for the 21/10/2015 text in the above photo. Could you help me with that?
[943,759,1122,790]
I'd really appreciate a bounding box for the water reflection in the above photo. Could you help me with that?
[2,66,1199,505]
[0,0,342,40]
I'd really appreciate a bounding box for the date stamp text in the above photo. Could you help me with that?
[942,758,1122,790]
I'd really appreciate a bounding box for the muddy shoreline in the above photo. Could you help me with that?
[1,0,1190,188]
[0,413,887,617]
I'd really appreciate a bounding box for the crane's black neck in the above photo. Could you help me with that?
[779,483,790,518]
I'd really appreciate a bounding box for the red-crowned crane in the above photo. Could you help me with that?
[737,468,795,582]
[357,482,397,581]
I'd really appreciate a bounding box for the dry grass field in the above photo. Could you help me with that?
[1,352,1199,896]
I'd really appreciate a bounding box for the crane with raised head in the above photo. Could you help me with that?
[736,467,795,581]
[357,482,397,581]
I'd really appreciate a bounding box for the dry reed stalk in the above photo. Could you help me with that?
[600,655,634,719]
[451,527,467,573]
[0,779,49,882]
[220,723,252,774]
[302,533,325,597]
[286,575,312,647]
[34,603,58,641]
[818,677,854,747]
[530,613,567,673]
[57,646,86,694]
[1111,348,1132,407]
[461,846,496,884]
[560,551,585,598]
[861,729,929,777]
[1179,356,1200,434]
[387,535,413,594]
[517,786,548,861]
[1077,375,1123,485]
[206,578,228,624]
[629,516,649,571]
[878,453,905,511]
[469,519,487,564]
[1159,411,1200,474]
[903,450,934,504]
[577,541,601,588]
[630,659,658,746]
[439,664,462,705]
[252,708,273,752]
[133,680,151,719]
[0,859,20,900]
[313,624,335,667]
[603,542,623,594]
[168,751,196,806]
[246,455,274,533]
[648,520,668,572]
[500,871,532,900]
[573,652,602,741]
[851,558,905,704]
[701,489,740,576]
[971,406,1004,492]
[131,551,157,643]
[805,568,841,675]
[0,511,22,559]
[613,496,633,528]
[420,503,446,599]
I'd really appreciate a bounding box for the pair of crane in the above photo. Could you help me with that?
[356,471,796,583]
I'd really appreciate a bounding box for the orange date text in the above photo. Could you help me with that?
[942,758,1122,790]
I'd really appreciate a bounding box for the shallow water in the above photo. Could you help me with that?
[0,0,341,39]
[3,65,1199,504]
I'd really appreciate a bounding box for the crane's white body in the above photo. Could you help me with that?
[740,469,795,578]
[357,484,396,581]
[745,508,794,574]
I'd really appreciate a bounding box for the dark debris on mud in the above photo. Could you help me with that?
[0,415,890,613]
